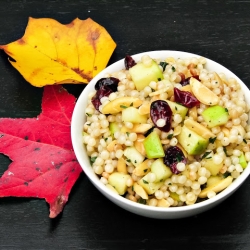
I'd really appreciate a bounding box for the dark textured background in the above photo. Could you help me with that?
[1,1,250,249]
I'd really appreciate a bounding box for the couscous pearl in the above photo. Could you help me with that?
[125,140,133,146]
[170,137,178,146]
[148,198,158,206]
[167,197,174,205]
[100,177,108,184]
[164,191,170,198]
[235,164,243,173]
[185,179,193,187]
[115,150,124,158]
[178,175,187,184]
[232,170,240,178]
[105,164,114,173]
[129,133,137,141]
[100,120,109,128]
[171,175,178,183]
[207,191,216,199]
[173,114,182,123]
[186,192,196,202]
[179,194,187,202]
[118,135,126,144]
[191,181,200,190]
[147,172,156,183]
[155,190,164,199]
[228,165,235,172]
[88,138,96,147]
[100,150,110,160]
[198,167,207,177]
[165,178,172,186]
[189,164,198,172]
[213,154,223,164]
[176,187,185,195]
[198,176,207,185]
[126,177,133,187]
[125,122,133,129]
[156,118,166,127]
[176,162,186,172]
[169,184,178,193]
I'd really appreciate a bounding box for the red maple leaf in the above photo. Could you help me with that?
[0,85,83,218]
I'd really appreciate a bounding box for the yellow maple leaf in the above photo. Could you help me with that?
[0,17,116,87]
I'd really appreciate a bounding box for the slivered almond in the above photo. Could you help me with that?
[107,140,119,152]
[106,184,119,194]
[133,183,148,199]
[184,119,215,139]
[222,127,230,137]
[157,199,170,207]
[189,106,197,120]
[133,159,152,176]
[101,97,143,114]
[131,123,153,134]
[181,84,192,92]
[173,126,182,136]
[198,176,233,198]
[149,87,170,97]
[232,125,246,137]
[121,124,153,134]
[214,72,223,86]
[117,157,127,174]
[190,77,219,105]
[138,102,150,115]
[134,137,146,156]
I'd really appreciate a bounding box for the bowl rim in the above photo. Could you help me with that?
[71,50,250,214]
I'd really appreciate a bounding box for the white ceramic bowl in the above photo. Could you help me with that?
[71,50,250,219]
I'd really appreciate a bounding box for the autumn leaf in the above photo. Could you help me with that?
[0,17,116,87]
[0,85,82,218]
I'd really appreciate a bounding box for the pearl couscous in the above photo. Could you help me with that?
[82,54,250,208]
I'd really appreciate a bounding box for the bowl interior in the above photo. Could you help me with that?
[71,50,250,218]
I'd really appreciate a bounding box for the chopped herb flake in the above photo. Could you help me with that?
[167,134,173,139]
[86,113,92,117]
[130,102,133,107]
[243,139,247,144]
[176,153,182,162]
[143,179,149,184]
[143,169,148,173]
[158,78,162,81]
[225,108,228,113]
[90,156,97,165]
[189,134,191,137]
[209,137,217,144]
[120,105,128,109]
[201,151,212,160]
[223,146,229,156]
[159,61,168,71]
[138,198,147,204]
[126,159,131,163]
[223,172,231,178]
[172,66,176,72]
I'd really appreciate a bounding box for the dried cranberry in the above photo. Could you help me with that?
[164,146,187,174]
[150,100,172,132]
[180,75,200,86]
[174,87,200,108]
[91,86,113,111]
[95,77,119,92]
[125,55,136,70]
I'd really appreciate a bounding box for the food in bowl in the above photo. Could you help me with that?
[81,52,250,209]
